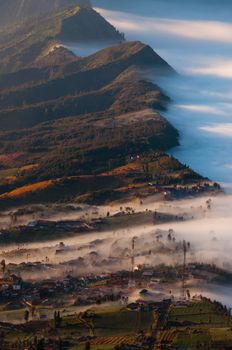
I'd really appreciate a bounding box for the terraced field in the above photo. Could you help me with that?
[168,300,228,325]
[160,299,232,349]
[2,299,232,350]
[91,335,135,346]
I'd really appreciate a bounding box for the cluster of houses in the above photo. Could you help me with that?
[0,271,129,312]
[0,261,227,317]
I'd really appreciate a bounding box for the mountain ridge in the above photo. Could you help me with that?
[0,3,210,209]
[0,41,175,131]
[0,5,123,74]
[0,0,92,28]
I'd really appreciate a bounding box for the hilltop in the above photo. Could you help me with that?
[0,5,124,74]
[0,0,91,28]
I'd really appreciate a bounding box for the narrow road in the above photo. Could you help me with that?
[148,300,171,350]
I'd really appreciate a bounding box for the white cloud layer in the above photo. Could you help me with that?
[200,124,232,137]
[95,3,232,186]
[189,61,232,78]
[96,8,232,44]
[178,104,227,116]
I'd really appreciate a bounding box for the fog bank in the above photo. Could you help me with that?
[92,0,232,190]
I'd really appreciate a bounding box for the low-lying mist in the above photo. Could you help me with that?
[155,74,232,188]
[2,195,232,272]
[62,41,112,57]
[2,0,232,309]
[55,0,232,305]
[93,0,232,187]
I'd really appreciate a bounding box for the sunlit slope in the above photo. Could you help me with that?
[0,6,123,74]
[0,0,91,27]
[0,41,175,130]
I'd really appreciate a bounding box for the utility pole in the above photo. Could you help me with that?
[182,240,187,299]
[131,236,137,274]
[129,236,137,289]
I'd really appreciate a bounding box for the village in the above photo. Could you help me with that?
[1,259,232,350]
[0,195,230,349]
[0,255,231,321]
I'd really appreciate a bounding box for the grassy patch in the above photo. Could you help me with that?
[173,330,210,349]
[92,309,152,337]
[210,327,232,342]
[169,301,227,326]
[102,211,153,230]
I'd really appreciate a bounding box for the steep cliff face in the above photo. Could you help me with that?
[57,7,123,42]
[0,0,91,27]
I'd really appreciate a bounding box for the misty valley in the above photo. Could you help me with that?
[0,1,232,350]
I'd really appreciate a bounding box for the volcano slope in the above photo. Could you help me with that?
[0,6,210,208]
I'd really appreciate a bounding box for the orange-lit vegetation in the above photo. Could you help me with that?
[91,336,135,346]
[102,162,141,176]
[0,180,55,199]
[18,164,38,172]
